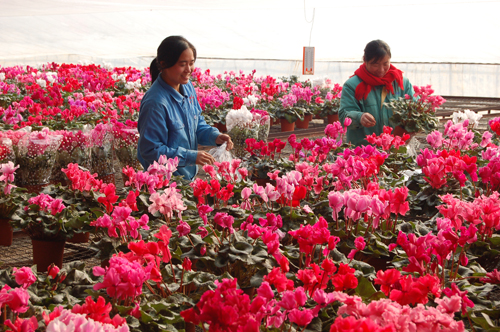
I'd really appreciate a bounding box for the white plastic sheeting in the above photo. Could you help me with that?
[1,0,499,97]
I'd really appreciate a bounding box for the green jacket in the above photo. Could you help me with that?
[339,75,414,146]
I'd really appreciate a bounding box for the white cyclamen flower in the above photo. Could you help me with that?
[36,78,47,88]
[243,94,258,107]
[102,61,114,70]
[452,109,482,128]
[0,73,5,81]
[226,105,253,131]
[46,72,57,84]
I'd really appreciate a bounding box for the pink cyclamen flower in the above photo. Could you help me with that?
[354,237,366,251]
[47,264,60,279]
[12,267,36,288]
[176,221,191,237]
[287,308,314,326]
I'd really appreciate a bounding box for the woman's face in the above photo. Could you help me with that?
[162,48,195,91]
[364,55,391,78]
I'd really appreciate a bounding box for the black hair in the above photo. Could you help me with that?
[363,40,391,64]
[150,36,197,83]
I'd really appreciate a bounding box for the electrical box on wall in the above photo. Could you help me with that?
[303,47,315,75]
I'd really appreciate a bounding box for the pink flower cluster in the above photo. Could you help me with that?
[91,206,149,240]
[93,255,152,302]
[438,192,500,238]
[45,309,129,332]
[417,148,477,189]
[413,85,447,112]
[123,155,179,193]
[332,294,464,331]
[427,120,477,150]
[27,193,65,215]
[0,161,19,195]
[44,296,127,329]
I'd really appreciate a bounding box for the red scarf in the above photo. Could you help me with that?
[354,64,404,100]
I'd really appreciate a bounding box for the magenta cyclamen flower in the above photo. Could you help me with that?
[93,256,151,301]
[176,221,191,237]
[213,212,235,233]
[12,267,36,288]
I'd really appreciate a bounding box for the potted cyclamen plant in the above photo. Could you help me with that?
[11,128,63,193]
[386,84,446,136]
[317,82,343,124]
[0,162,28,246]
[11,189,88,272]
[51,127,92,186]
[111,119,143,181]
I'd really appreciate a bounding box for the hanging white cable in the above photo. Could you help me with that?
[303,0,315,47]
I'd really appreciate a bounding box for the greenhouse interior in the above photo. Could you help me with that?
[1,0,500,331]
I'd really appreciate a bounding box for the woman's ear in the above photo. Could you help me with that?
[158,60,166,70]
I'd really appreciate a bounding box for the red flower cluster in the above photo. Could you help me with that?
[366,126,410,151]
[374,269,441,305]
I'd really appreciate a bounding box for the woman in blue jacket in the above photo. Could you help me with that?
[339,40,415,146]
[138,36,233,180]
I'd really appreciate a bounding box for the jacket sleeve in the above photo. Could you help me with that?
[339,81,364,129]
[138,102,198,167]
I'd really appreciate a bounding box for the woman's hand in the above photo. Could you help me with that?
[196,151,215,166]
[360,113,376,127]
[215,134,234,150]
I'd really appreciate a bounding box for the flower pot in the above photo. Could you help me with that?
[32,239,65,272]
[101,258,110,269]
[67,232,90,244]
[280,118,295,132]
[98,173,115,185]
[23,183,50,195]
[242,286,255,297]
[295,117,310,129]
[393,125,409,137]
[255,178,269,187]
[216,122,228,133]
[327,113,339,125]
[305,114,313,121]
[0,218,13,247]
[184,322,196,332]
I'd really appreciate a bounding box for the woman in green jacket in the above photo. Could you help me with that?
[339,40,415,146]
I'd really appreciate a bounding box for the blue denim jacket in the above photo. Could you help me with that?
[137,76,220,180]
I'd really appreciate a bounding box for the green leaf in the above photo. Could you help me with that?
[355,276,378,300]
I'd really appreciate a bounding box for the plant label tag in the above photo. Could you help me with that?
[303,47,315,75]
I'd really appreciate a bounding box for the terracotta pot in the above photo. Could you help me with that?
[67,232,90,244]
[184,322,196,332]
[280,118,295,132]
[98,173,115,185]
[32,239,65,272]
[101,258,110,269]
[0,218,13,247]
[23,183,50,195]
[255,178,270,187]
[304,114,313,121]
[327,113,340,125]
[295,118,310,129]
[393,125,409,137]
[242,286,255,298]
[217,123,228,132]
